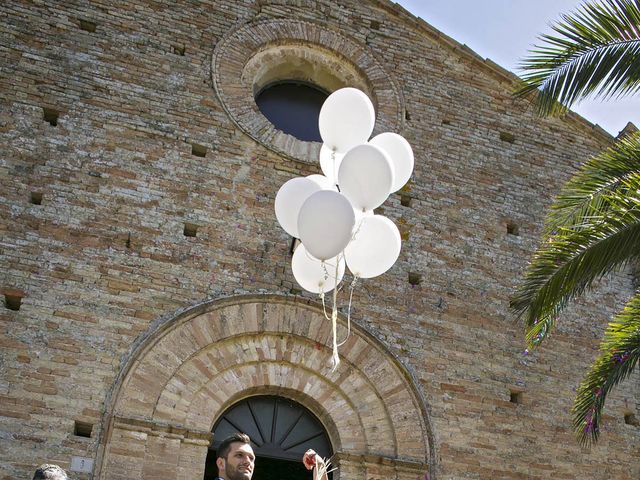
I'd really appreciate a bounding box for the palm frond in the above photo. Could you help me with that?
[573,293,640,445]
[510,188,640,347]
[516,0,640,116]
[512,0,640,446]
[545,132,640,234]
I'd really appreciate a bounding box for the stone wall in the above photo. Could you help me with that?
[1,1,638,479]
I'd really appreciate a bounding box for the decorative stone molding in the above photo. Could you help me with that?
[212,20,404,163]
[112,415,213,445]
[96,295,434,479]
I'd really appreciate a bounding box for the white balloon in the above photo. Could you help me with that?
[319,88,375,153]
[307,174,337,191]
[297,190,355,260]
[338,143,394,211]
[352,208,373,232]
[275,177,322,238]
[369,132,414,192]
[319,144,344,185]
[291,244,345,294]
[345,215,401,278]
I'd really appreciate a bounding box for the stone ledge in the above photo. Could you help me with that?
[112,415,213,445]
[335,451,429,473]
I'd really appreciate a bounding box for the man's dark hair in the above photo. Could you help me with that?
[217,432,251,459]
[33,464,68,480]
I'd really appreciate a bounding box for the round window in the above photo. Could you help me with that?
[212,20,403,162]
[255,82,329,142]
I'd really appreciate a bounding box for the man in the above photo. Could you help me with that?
[214,433,328,480]
[215,433,256,480]
[32,464,68,480]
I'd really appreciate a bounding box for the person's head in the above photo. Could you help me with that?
[32,464,68,480]
[216,433,255,480]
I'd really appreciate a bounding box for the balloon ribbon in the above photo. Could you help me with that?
[331,259,340,371]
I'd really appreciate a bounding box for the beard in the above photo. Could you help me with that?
[225,462,253,480]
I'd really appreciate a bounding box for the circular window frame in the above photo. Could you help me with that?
[212,20,404,164]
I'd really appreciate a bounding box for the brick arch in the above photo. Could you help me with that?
[96,295,434,480]
[154,338,385,449]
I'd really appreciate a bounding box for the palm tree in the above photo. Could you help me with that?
[511,0,640,446]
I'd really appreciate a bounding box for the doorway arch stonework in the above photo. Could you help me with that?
[96,295,434,480]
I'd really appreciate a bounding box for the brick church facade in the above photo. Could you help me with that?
[1,1,638,479]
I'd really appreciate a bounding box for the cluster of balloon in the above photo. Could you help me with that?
[274,87,414,369]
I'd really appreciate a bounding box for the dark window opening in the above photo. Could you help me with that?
[79,20,97,32]
[184,223,198,237]
[30,192,43,205]
[400,194,412,207]
[500,131,515,143]
[510,390,523,404]
[4,294,22,311]
[255,82,329,142]
[192,143,207,157]
[74,420,93,438]
[205,395,333,480]
[43,108,59,126]
[624,413,639,426]
[506,221,519,236]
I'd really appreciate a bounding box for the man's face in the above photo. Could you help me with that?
[217,442,255,480]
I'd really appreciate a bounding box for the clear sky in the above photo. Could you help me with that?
[395,0,640,136]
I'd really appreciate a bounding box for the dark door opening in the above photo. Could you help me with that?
[203,395,333,480]
[204,451,311,480]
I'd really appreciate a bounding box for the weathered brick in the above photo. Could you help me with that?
[1,1,638,480]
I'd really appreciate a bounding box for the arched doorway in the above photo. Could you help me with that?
[204,395,333,480]
[95,295,435,479]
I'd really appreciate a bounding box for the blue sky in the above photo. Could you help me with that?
[396,0,640,136]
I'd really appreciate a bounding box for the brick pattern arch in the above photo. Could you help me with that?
[96,295,433,480]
